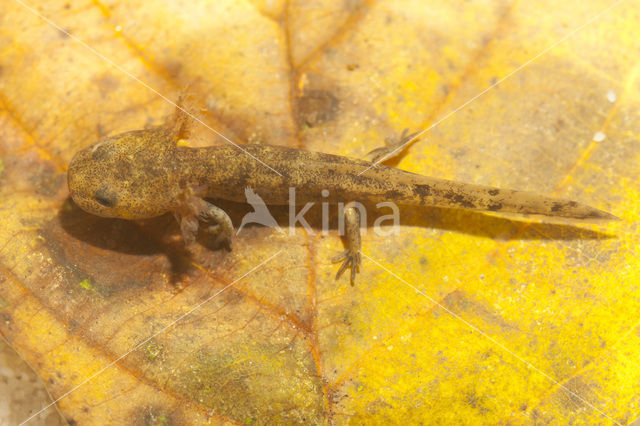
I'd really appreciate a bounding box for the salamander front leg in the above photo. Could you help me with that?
[176,196,233,251]
[332,206,362,285]
[198,201,233,251]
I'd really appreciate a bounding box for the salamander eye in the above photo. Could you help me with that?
[94,187,118,208]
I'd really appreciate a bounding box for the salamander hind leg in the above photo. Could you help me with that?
[332,206,362,285]
[175,196,233,251]
[365,128,421,165]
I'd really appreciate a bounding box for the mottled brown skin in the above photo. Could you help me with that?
[68,124,618,283]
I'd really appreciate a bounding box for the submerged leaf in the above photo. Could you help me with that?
[0,0,639,424]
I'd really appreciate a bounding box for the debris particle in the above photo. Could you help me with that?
[592,131,606,142]
[606,90,616,103]
[78,279,93,290]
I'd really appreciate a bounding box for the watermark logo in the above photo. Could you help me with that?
[237,187,400,236]
[237,188,284,234]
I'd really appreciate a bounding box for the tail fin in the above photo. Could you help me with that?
[403,175,618,222]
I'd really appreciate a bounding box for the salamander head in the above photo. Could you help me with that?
[67,128,181,219]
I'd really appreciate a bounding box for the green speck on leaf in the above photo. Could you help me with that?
[78,279,93,290]
[145,412,169,426]
[145,341,163,360]
[244,418,254,424]
[155,414,168,426]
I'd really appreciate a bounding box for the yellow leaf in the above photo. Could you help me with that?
[1,0,639,424]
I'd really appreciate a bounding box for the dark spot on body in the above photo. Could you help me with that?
[451,193,475,209]
[325,168,338,178]
[488,189,500,196]
[385,189,403,200]
[487,203,502,211]
[94,187,118,207]
[414,184,432,198]
[551,202,562,212]
[569,201,577,207]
